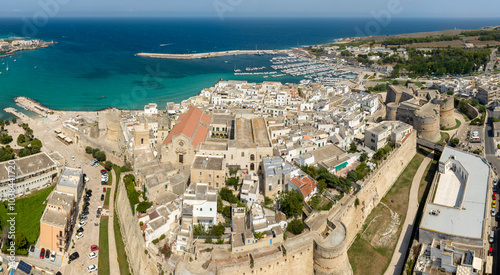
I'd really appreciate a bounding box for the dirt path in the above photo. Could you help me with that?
[384,153,432,275]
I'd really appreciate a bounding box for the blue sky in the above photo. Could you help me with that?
[1,0,500,18]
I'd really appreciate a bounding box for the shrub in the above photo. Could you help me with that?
[85,146,93,154]
[94,151,106,161]
[30,138,42,147]
[287,219,304,235]
[104,161,113,171]
[205,238,213,244]
[136,201,153,213]
[152,238,159,244]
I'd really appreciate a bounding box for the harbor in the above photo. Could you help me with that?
[136,49,289,59]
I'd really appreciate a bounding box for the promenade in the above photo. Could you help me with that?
[136,49,289,59]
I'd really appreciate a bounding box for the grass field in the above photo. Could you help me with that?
[98,216,110,275]
[418,159,438,202]
[348,152,426,275]
[114,211,131,275]
[441,119,461,131]
[437,132,450,145]
[104,190,111,207]
[0,186,54,253]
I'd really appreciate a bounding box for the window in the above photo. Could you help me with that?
[200,208,202,211]
[250,163,255,171]
[210,208,212,211]
[278,180,280,185]
[179,154,184,163]
[200,172,202,176]
[269,185,272,191]
[250,154,255,161]
[241,152,245,157]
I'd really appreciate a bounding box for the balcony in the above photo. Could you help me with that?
[56,234,66,240]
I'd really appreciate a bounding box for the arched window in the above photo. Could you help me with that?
[250,163,255,171]
[250,154,255,161]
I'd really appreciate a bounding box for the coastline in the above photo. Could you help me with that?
[136,49,289,59]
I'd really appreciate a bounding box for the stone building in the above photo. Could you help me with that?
[161,106,211,166]
[190,154,226,189]
[385,84,455,142]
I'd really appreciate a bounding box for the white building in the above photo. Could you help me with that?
[182,182,217,229]
[141,199,181,246]
[240,178,258,206]
[144,103,158,117]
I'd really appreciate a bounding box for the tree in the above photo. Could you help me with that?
[219,187,239,204]
[4,120,9,126]
[94,151,106,161]
[355,198,360,207]
[159,244,172,259]
[85,146,93,154]
[104,161,113,171]
[210,223,225,237]
[14,232,27,250]
[450,138,459,147]
[30,138,42,148]
[277,190,304,218]
[317,179,327,193]
[217,195,223,213]
[0,146,15,161]
[348,141,357,153]
[18,148,31,158]
[0,135,13,145]
[360,152,368,162]
[222,206,231,219]
[136,201,153,213]
[225,177,239,190]
[287,219,304,235]
[17,134,25,144]
[11,117,16,124]
[470,99,479,106]
[446,90,454,95]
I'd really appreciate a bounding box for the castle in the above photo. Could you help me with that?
[385,83,455,142]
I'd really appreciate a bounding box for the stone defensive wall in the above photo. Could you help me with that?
[115,172,164,275]
[115,131,417,275]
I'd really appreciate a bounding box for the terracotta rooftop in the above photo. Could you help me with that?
[290,175,317,197]
[163,106,211,147]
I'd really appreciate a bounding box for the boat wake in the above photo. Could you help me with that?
[160,43,173,47]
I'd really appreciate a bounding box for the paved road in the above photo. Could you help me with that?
[384,154,432,275]
[485,48,498,76]
[484,112,500,275]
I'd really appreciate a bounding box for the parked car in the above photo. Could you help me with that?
[496,212,500,222]
[40,248,45,259]
[77,227,84,233]
[29,246,35,253]
[50,251,56,262]
[88,264,98,273]
[100,169,107,174]
[89,252,97,260]
[69,252,79,261]
[71,156,75,161]
[76,232,84,239]
[103,187,106,192]
[80,215,88,221]
[91,245,99,251]
[489,247,493,256]
[78,221,86,227]
[493,208,496,217]
[101,194,105,201]
[45,249,50,258]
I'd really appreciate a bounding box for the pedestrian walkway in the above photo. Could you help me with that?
[108,173,119,274]
[384,154,433,275]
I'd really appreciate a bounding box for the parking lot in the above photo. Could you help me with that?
[58,158,108,274]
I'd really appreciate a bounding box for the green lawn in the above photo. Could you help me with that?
[0,186,54,254]
[114,211,131,275]
[103,190,111,207]
[98,216,110,275]
[441,119,461,131]
[348,152,426,275]
[437,132,450,145]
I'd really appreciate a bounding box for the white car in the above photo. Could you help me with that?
[76,232,84,239]
[85,177,90,182]
[50,251,56,262]
[78,221,86,227]
[88,252,97,259]
[72,156,75,161]
[88,264,98,273]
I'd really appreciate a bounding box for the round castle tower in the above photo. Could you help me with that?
[386,102,399,121]
[414,104,440,142]
[313,220,353,275]
[432,95,455,128]
[105,111,121,142]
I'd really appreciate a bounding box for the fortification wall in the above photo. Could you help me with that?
[216,236,315,275]
[385,84,401,104]
[115,173,163,275]
[335,131,417,247]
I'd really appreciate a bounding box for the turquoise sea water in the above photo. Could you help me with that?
[0,17,499,119]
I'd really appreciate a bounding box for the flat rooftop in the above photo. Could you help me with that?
[0,152,57,182]
[235,118,271,148]
[309,144,346,163]
[192,155,224,171]
[57,167,83,188]
[420,147,489,240]
[263,157,296,178]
